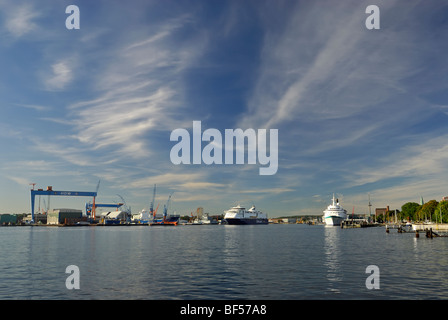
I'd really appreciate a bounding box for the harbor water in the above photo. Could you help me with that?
[1,224,448,300]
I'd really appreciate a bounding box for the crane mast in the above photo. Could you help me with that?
[150,184,156,217]
[163,192,174,221]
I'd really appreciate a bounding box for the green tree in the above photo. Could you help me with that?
[385,209,401,222]
[401,202,420,221]
[416,200,438,222]
[432,201,448,223]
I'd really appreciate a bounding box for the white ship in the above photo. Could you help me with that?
[323,194,347,226]
[223,205,268,225]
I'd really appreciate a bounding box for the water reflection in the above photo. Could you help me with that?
[324,226,342,294]
[5,225,448,299]
[220,225,253,299]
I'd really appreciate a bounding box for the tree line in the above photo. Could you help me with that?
[376,200,448,223]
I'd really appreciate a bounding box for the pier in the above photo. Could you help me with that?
[341,219,378,228]
[412,223,448,238]
[412,223,448,232]
[385,223,448,238]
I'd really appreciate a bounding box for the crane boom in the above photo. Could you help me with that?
[150,184,156,214]
[163,192,174,221]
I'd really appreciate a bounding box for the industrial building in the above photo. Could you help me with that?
[47,209,83,225]
[23,214,47,224]
[0,214,18,225]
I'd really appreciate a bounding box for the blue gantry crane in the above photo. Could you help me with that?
[85,202,124,217]
[30,185,97,223]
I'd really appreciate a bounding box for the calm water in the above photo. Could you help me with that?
[1,224,448,300]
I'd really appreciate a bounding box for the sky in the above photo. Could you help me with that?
[1,0,448,218]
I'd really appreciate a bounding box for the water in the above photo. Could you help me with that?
[1,224,448,300]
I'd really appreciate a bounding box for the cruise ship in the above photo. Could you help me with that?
[223,205,268,225]
[322,194,347,226]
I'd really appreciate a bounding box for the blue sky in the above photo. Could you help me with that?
[1,0,448,217]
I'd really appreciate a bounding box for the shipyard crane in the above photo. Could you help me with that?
[116,194,130,212]
[150,184,156,213]
[147,184,160,221]
[150,191,177,226]
[163,192,174,221]
[91,180,101,220]
[116,194,132,222]
[149,184,160,219]
[85,202,123,217]
[30,185,97,223]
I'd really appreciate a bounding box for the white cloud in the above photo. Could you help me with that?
[239,1,425,142]
[239,188,294,195]
[349,134,448,188]
[129,172,206,189]
[30,138,97,167]
[45,61,73,90]
[3,4,39,37]
[179,182,227,189]
[15,103,51,112]
[63,13,202,161]
[5,175,30,187]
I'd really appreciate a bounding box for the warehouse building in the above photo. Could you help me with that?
[23,213,47,224]
[0,214,18,225]
[47,208,83,225]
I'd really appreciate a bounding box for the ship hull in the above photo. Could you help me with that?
[223,218,268,225]
[322,195,347,226]
[150,216,179,226]
[324,216,345,226]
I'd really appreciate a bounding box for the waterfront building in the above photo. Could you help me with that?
[47,209,82,225]
[375,206,389,218]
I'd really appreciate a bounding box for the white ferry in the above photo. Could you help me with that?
[223,205,268,225]
[323,194,347,226]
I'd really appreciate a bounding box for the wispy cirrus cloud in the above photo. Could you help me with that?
[241,0,428,134]
[3,1,448,216]
[2,3,40,37]
[347,133,448,188]
[44,61,73,91]
[70,86,177,157]
[14,103,51,112]
[63,13,202,161]
[224,0,448,213]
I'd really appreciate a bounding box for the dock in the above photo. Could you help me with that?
[412,223,448,232]
[341,219,379,228]
[412,223,448,238]
[385,223,413,233]
[384,223,448,238]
